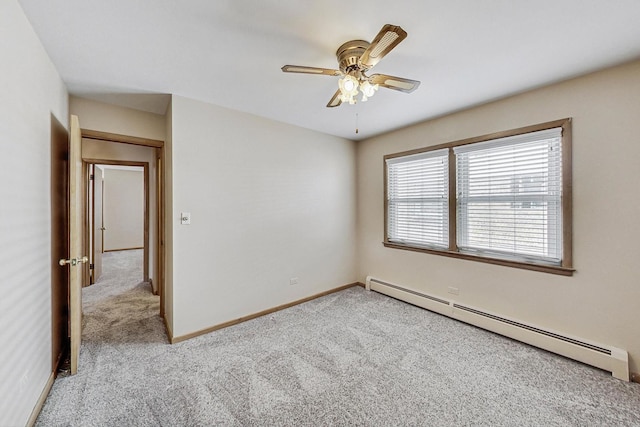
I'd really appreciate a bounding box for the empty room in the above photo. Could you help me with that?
[1,1,640,426]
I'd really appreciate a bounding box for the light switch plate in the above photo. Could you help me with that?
[181,212,191,225]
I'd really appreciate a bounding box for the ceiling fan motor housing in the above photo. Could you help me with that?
[337,40,371,73]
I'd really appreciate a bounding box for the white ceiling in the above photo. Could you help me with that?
[19,0,640,141]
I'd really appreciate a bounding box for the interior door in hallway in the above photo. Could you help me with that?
[92,165,104,283]
[68,114,86,374]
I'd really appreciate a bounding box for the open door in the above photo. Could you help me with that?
[69,114,85,374]
[58,115,87,375]
[51,115,69,373]
[92,165,104,283]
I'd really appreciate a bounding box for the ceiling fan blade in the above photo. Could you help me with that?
[326,90,343,108]
[369,74,420,93]
[359,24,408,69]
[281,65,342,76]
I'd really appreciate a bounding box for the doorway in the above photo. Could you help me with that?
[79,129,165,310]
[52,122,166,377]
[85,161,150,287]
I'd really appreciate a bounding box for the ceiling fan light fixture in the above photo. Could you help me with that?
[360,80,379,102]
[338,74,359,104]
[339,74,359,94]
[343,77,357,92]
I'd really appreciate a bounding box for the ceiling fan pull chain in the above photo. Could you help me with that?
[356,113,359,134]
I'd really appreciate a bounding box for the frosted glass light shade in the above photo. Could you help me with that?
[339,74,359,104]
[360,80,379,102]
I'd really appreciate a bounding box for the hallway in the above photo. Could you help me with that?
[37,249,165,425]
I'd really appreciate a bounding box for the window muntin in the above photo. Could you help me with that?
[454,128,562,265]
[383,119,572,275]
[386,149,449,249]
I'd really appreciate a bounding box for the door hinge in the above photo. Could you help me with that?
[90,174,94,180]
[89,264,94,270]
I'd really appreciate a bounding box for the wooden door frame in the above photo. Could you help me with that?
[79,129,165,315]
[88,164,105,284]
[82,162,91,287]
[156,149,165,317]
[84,159,150,282]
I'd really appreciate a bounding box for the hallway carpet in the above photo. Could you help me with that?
[37,252,640,426]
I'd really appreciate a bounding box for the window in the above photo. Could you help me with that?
[384,119,572,275]
[455,128,563,264]
[386,149,449,249]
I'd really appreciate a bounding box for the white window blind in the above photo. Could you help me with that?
[386,149,449,248]
[454,128,563,264]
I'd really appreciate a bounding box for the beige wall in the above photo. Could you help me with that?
[0,1,69,425]
[103,168,144,251]
[168,95,357,337]
[356,59,640,374]
[70,96,166,140]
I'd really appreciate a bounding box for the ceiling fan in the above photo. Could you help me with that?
[282,24,420,108]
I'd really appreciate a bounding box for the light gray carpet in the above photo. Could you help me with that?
[37,251,640,426]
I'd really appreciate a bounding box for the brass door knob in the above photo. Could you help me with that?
[58,256,88,266]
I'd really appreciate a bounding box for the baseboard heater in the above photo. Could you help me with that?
[365,276,629,381]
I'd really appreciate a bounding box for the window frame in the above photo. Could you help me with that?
[383,118,573,276]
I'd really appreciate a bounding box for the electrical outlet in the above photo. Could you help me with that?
[447,286,459,295]
[180,212,191,225]
[290,277,298,286]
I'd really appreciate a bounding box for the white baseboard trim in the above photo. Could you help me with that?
[366,275,630,381]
